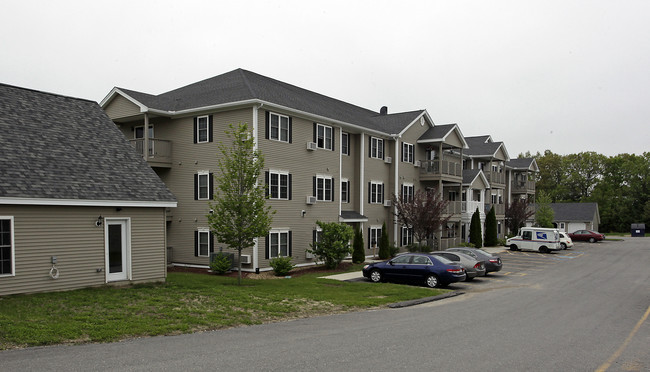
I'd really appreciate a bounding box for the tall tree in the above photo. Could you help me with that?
[469,208,482,248]
[505,198,535,234]
[564,151,606,201]
[535,190,554,228]
[208,123,274,284]
[351,227,365,264]
[484,206,498,246]
[378,222,390,259]
[392,187,451,248]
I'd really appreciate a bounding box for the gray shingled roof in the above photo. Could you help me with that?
[464,136,504,157]
[418,124,457,142]
[549,203,599,222]
[507,157,537,170]
[116,69,424,135]
[463,169,483,184]
[0,84,176,204]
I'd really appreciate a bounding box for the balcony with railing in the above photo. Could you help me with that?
[129,138,172,167]
[512,179,536,194]
[485,203,505,216]
[419,157,462,181]
[462,200,484,214]
[445,201,462,215]
[485,170,506,188]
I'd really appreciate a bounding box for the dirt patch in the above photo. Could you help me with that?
[167,262,356,280]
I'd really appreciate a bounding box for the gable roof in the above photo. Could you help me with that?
[507,157,539,172]
[464,135,510,160]
[0,84,176,207]
[102,69,432,136]
[549,203,600,224]
[462,169,489,188]
[418,123,469,149]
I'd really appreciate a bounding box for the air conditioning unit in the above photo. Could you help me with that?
[414,160,421,167]
[306,251,314,259]
[240,254,251,264]
[384,156,392,164]
[383,200,392,207]
[307,142,317,151]
[306,195,316,204]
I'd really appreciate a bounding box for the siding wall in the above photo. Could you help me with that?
[0,205,167,296]
[104,95,141,119]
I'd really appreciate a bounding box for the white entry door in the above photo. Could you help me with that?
[105,219,130,282]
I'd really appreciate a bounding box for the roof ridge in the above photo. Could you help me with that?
[238,69,257,98]
[0,82,97,104]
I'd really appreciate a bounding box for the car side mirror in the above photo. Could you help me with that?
[388,260,394,266]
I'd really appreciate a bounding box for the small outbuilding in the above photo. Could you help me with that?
[549,202,600,233]
[0,84,176,296]
[631,223,645,237]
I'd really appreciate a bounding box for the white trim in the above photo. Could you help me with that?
[99,88,148,112]
[0,197,176,208]
[315,123,334,150]
[268,170,290,200]
[195,115,210,143]
[197,229,211,257]
[196,171,211,200]
[268,111,291,143]
[0,216,15,277]
[104,217,131,282]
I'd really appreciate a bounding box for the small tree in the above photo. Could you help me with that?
[484,206,498,246]
[505,197,535,234]
[535,191,555,228]
[469,207,483,248]
[392,187,451,248]
[208,123,274,285]
[351,227,365,264]
[378,222,390,259]
[308,221,354,269]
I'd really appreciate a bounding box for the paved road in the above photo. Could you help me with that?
[2,239,649,371]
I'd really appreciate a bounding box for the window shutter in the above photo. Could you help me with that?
[331,129,335,151]
[369,136,372,157]
[265,111,270,139]
[288,117,293,143]
[288,174,292,200]
[194,231,199,256]
[313,123,317,143]
[346,181,350,203]
[209,173,214,200]
[313,176,317,197]
[331,177,335,201]
[288,231,292,257]
[265,171,270,197]
[368,182,371,203]
[381,141,385,160]
[368,228,371,249]
[400,228,403,247]
[194,174,198,200]
[265,235,269,259]
[208,115,214,142]
[193,117,198,143]
[381,184,385,203]
[209,233,214,254]
[313,230,317,244]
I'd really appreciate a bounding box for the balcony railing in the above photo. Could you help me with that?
[512,180,536,194]
[462,200,484,214]
[419,159,462,179]
[486,171,505,186]
[485,203,505,215]
[438,237,461,250]
[445,201,462,215]
[129,138,172,167]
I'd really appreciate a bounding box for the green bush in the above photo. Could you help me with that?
[406,244,430,253]
[352,227,365,264]
[209,252,232,274]
[269,256,294,276]
[497,237,508,246]
[309,221,355,269]
[389,244,400,257]
[484,207,498,246]
[460,241,476,248]
[378,222,390,259]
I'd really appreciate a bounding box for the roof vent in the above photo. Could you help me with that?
[380,106,388,115]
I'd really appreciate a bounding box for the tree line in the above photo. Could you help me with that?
[524,150,650,232]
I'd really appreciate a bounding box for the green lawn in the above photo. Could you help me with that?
[0,266,441,349]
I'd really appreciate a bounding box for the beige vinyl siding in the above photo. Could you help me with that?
[443,129,465,149]
[0,205,166,296]
[104,95,141,119]
[363,134,392,240]
[341,133,359,208]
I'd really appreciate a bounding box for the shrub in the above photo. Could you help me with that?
[497,237,508,246]
[309,221,355,269]
[460,241,476,248]
[352,227,365,264]
[469,208,483,248]
[378,222,390,259]
[484,206,498,246]
[389,243,400,257]
[406,244,430,253]
[269,256,294,276]
[209,252,232,274]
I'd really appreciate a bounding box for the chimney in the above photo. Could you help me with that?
[380,106,388,115]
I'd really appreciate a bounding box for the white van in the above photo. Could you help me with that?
[506,227,561,253]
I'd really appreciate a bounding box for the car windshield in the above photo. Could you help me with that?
[432,255,453,264]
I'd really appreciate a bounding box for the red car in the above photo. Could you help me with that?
[568,230,605,243]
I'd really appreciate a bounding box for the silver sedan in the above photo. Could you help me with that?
[430,251,486,281]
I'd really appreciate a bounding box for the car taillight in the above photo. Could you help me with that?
[489,258,499,263]
[474,263,483,269]
[447,268,464,274]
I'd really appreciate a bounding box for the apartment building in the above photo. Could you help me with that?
[101,69,529,271]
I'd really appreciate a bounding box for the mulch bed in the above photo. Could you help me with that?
[167,262,356,279]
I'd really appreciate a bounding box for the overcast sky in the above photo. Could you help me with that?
[2,0,648,157]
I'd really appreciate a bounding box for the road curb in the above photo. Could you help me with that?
[388,291,465,308]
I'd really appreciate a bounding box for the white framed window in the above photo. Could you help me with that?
[369,181,384,204]
[316,123,333,150]
[369,226,382,248]
[196,116,209,143]
[0,217,14,276]
[401,226,413,247]
[402,183,414,202]
[315,175,333,201]
[268,230,290,258]
[341,179,350,203]
[370,137,384,159]
[268,171,290,200]
[402,142,414,163]
[269,112,290,142]
[196,172,211,200]
[196,229,211,257]
[341,132,349,155]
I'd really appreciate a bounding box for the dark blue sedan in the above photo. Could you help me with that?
[362,253,466,288]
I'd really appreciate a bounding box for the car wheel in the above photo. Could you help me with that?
[540,246,549,253]
[589,237,596,243]
[370,269,382,283]
[510,244,518,251]
[561,242,567,250]
[466,276,474,282]
[425,274,440,288]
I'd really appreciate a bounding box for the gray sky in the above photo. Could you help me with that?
[2,0,648,157]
